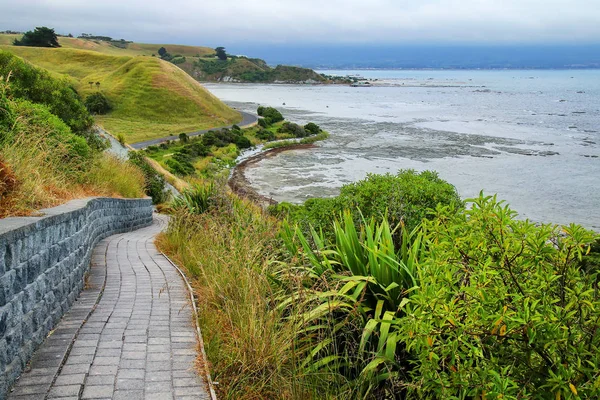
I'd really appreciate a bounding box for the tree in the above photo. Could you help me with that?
[95,82,100,90]
[178,132,189,143]
[158,47,167,58]
[13,27,60,48]
[84,92,112,114]
[215,47,227,61]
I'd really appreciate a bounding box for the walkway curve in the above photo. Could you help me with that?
[129,111,258,150]
[8,215,210,400]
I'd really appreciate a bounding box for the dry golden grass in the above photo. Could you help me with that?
[0,127,145,218]
[156,195,323,399]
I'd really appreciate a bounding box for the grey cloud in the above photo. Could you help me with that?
[1,0,598,45]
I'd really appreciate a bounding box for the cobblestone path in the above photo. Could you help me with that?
[8,215,210,400]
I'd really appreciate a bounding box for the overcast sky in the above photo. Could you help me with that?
[1,0,599,47]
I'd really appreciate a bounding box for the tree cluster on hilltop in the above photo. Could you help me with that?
[13,27,60,48]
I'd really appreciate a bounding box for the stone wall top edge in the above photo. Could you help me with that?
[0,197,152,239]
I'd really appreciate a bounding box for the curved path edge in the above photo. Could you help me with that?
[129,111,257,150]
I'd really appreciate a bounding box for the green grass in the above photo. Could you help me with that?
[0,34,214,57]
[0,45,240,143]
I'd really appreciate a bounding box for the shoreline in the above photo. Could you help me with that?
[228,143,316,208]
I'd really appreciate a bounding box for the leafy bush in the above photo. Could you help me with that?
[256,106,283,125]
[84,92,112,114]
[0,50,92,133]
[257,118,268,128]
[128,151,168,204]
[11,99,91,163]
[234,135,252,149]
[170,56,186,65]
[278,121,307,138]
[256,128,275,141]
[271,170,462,241]
[280,195,599,398]
[403,195,600,399]
[166,152,195,176]
[201,131,217,147]
[304,122,321,135]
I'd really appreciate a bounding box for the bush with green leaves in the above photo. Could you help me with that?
[256,128,275,141]
[234,135,252,149]
[257,118,268,128]
[84,92,112,115]
[304,122,321,135]
[0,50,92,133]
[256,106,283,125]
[128,151,168,204]
[402,195,600,399]
[280,194,599,398]
[270,170,462,243]
[278,121,307,138]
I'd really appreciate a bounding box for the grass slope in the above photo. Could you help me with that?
[0,45,240,143]
[0,34,214,57]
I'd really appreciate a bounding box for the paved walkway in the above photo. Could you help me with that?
[8,216,210,400]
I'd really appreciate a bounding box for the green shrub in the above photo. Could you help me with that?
[256,128,275,141]
[280,194,599,398]
[304,122,321,135]
[13,27,60,48]
[0,50,92,133]
[128,151,168,204]
[278,121,307,138]
[256,106,283,125]
[234,135,252,149]
[84,92,112,114]
[271,170,462,242]
[402,195,600,399]
[257,118,268,128]
[202,131,217,146]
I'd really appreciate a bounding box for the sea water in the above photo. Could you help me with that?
[204,69,600,230]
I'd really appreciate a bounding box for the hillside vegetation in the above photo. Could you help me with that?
[0,45,240,143]
[160,172,600,399]
[0,33,329,84]
[0,53,146,217]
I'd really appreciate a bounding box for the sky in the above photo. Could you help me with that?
[0,0,600,46]
[1,0,599,47]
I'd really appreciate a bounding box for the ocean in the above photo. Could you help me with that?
[203,69,600,230]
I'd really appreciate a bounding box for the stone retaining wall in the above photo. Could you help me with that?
[0,197,153,396]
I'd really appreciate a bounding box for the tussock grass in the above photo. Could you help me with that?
[0,114,145,217]
[0,46,240,143]
[157,193,333,399]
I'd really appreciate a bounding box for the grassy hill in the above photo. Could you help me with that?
[0,44,240,143]
[0,34,214,57]
[1,34,328,84]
